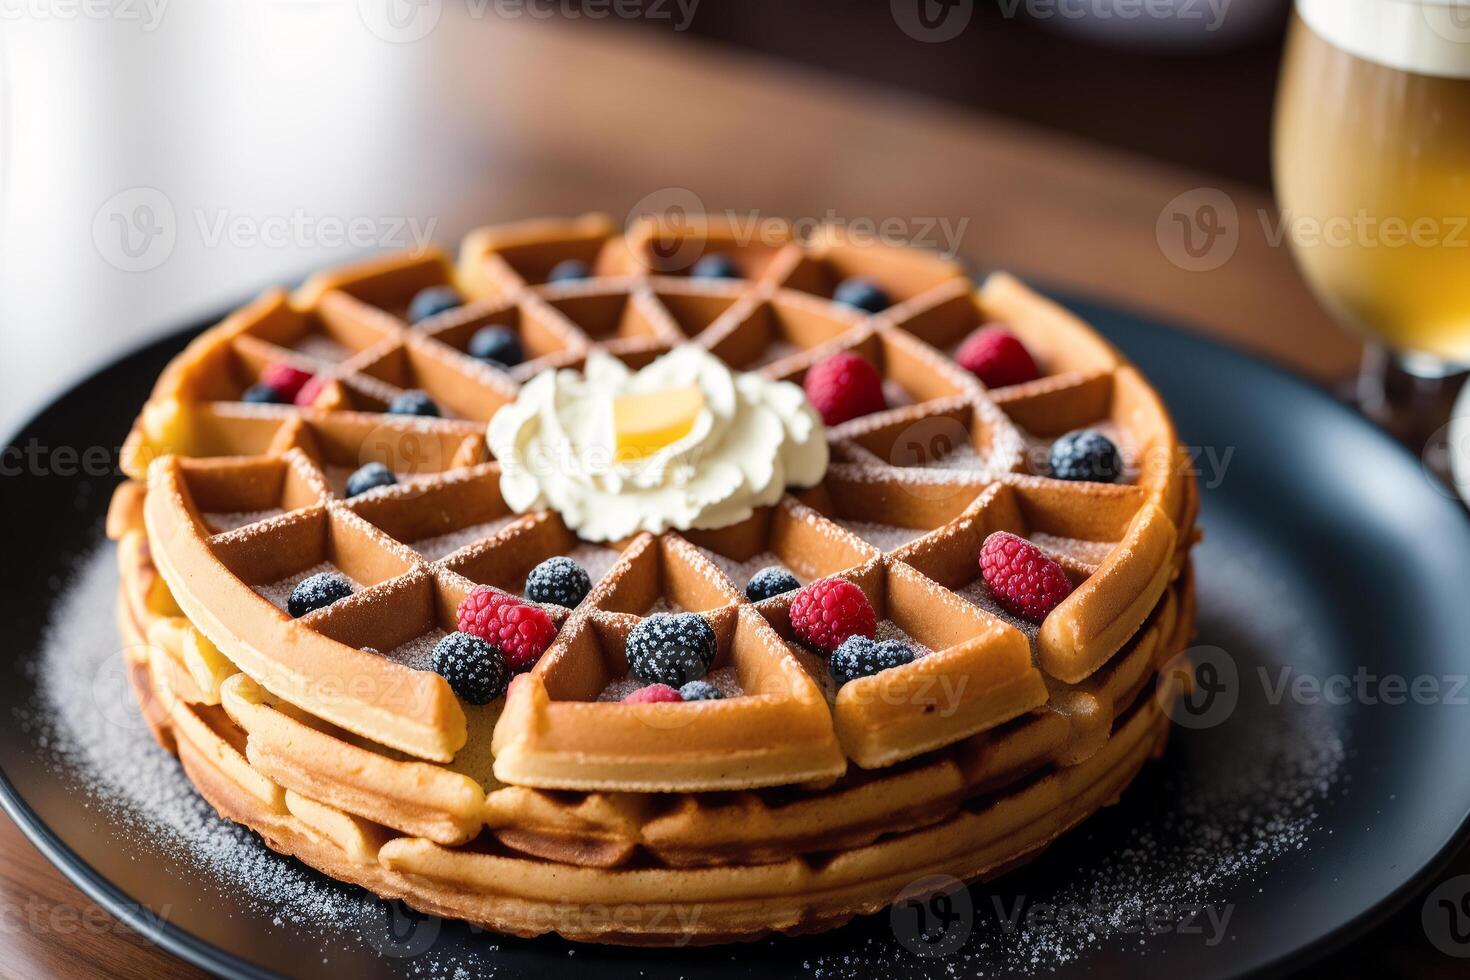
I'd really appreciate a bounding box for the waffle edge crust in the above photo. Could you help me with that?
[106,213,1200,945]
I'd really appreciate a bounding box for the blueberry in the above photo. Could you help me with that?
[387,390,441,417]
[832,277,891,314]
[746,566,800,602]
[524,556,592,609]
[407,285,462,324]
[625,612,717,687]
[1049,430,1122,484]
[679,680,723,701]
[830,636,914,686]
[287,572,354,618]
[691,253,740,279]
[468,325,525,367]
[242,383,287,405]
[431,631,510,705]
[546,259,590,283]
[345,462,397,498]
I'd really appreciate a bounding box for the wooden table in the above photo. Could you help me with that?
[4,14,1423,979]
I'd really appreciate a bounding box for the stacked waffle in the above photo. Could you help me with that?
[106,214,1198,945]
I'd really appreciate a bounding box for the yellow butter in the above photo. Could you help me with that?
[613,385,705,459]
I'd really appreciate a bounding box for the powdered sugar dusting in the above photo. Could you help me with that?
[1031,532,1116,568]
[874,619,934,658]
[695,548,796,590]
[412,518,518,562]
[597,666,743,702]
[381,628,448,672]
[204,509,286,533]
[567,543,624,585]
[253,563,361,614]
[840,520,927,552]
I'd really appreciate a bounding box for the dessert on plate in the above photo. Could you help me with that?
[106,213,1198,945]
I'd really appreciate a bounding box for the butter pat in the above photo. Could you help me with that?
[614,385,705,459]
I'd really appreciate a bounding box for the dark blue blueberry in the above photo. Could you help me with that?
[287,572,354,618]
[407,285,462,324]
[345,462,397,498]
[679,680,723,701]
[691,253,740,279]
[745,566,800,602]
[242,383,287,405]
[830,636,914,686]
[431,631,510,705]
[546,259,590,283]
[387,390,440,417]
[832,277,891,314]
[525,556,592,609]
[1049,430,1122,484]
[468,325,525,367]
[626,613,717,687]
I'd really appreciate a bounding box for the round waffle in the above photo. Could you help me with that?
[107,213,1199,944]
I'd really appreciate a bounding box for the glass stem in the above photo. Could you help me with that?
[1357,343,1467,480]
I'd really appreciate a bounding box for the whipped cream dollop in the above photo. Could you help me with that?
[486,346,829,542]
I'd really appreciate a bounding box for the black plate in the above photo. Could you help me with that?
[3,293,1470,980]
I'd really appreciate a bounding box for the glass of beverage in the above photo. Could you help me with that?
[1274,0,1470,449]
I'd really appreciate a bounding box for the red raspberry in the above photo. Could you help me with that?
[789,578,877,654]
[260,363,314,401]
[979,531,1074,622]
[293,375,328,407]
[955,325,1040,389]
[803,352,886,426]
[623,684,682,704]
[456,587,557,671]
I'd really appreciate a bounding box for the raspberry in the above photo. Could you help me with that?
[745,566,799,602]
[979,531,1074,622]
[294,375,328,407]
[955,325,1040,389]
[456,587,557,671]
[789,579,876,654]
[431,631,509,705]
[625,613,717,687]
[830,636,914,686]
[623,684,683,704]
[259,363,314,401]
[803,352,886,426]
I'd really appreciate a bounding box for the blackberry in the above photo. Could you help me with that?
[745,566,799,602]
[407,285,462,324]
[431,631,510,705]
[829,636,914,686]
[1049,430,1121,484]
[524,556,592,609]
[832,277,891,314]
[691,253,739,279]
[546,259,589,283]
[625,613,717,687]
[344,462,397,498]
[387,390,441,417]
[468,325,525,367]
[287,572,354,618]
[678,680,723,701]
[241,383,287,405]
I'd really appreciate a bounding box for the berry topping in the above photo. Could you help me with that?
[408,285,462,324]
[1049,430,1122,484]
[830,636,915,686]
[678,680,723,701]
[431,631,509,705]
[623,684,683,704]
[979,531,1075,622]
[287,572,354,618]
[955,325,1041,389]
[625,613,717,687]
[832,277,891,314]
[456,587,557,671]
[746,566,800,602]
[803,352,886,426]
[259,364,314,401]
[789,579,877,654]
[241,383,287,405]
[344,462,397,498]
[294,375,327,407]
[524,556,592,609]
[387,390,441,417]
[691,253,739,279]
[468,325,524,367]
[547,259,590,283]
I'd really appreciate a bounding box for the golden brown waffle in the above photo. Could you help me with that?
[108,214,1199,944]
